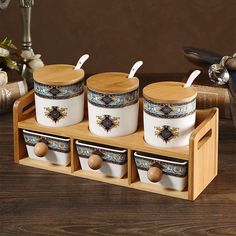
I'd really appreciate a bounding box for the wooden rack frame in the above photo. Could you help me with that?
[13,90,219,200]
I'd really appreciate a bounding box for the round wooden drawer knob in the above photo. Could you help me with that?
[147,166,163,182]
[34,142,49,157]
[88,154,103,170]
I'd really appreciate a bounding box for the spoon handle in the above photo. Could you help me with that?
[128,61,143,78]
[75,54,89,70]
[184,70,201,88]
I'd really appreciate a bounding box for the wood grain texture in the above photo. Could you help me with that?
[87,72,139,93]
[13,90,34,163]
[0,113,236,235]
[1,74,235,235]
[189,108,219,200]
[33,65,84,86]
[143,81,197,103]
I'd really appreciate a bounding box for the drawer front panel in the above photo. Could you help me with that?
[134,152,188,191]
[76,141,127,178]
[23,130,70,166]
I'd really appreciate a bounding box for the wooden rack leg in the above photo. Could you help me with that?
[71,138,80,173]
[128,150,138,185]
[189,108,219,200]
[13,90,35,163]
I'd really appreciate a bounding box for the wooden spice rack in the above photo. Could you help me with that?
[13,90,219,200]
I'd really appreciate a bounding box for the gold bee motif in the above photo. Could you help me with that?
[44,106,67,123]
[154,125,179,143]
[96,114,120,132]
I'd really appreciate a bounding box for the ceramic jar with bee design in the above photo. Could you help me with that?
[33,64,85,127]
[143,82,197,148]
[87,72,139,137]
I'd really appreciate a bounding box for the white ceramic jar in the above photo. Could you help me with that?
[134,152,188,191]
[76,141,127,178]
[33,64,85,127]
[87,72,139,137]
[23,130,70,166]
[143,82,197,148]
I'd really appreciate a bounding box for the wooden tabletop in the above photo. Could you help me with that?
[0,74,236,235]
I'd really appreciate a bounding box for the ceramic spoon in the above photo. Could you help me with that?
[74,54,90,70]
[128,61,143,78]
[184,70,201,88]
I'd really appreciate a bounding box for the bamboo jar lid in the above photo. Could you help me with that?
[143,81,197,103]
[33,64,85,86]
[87,72,139,93]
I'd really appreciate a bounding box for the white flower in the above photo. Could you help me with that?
[21,50,44,72]
[28,58,44,72]
[21,50,42,61]
[21,50,34,60]
[33,54,42,59]
[0,69,8,86]
[0,47,10,57]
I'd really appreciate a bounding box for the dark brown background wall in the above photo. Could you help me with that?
[0,0,235,74]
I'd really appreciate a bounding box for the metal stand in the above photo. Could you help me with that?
[0,0,34,51]
[20,0,34,52]
[19,0,35,89]
[0,0,35,89]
